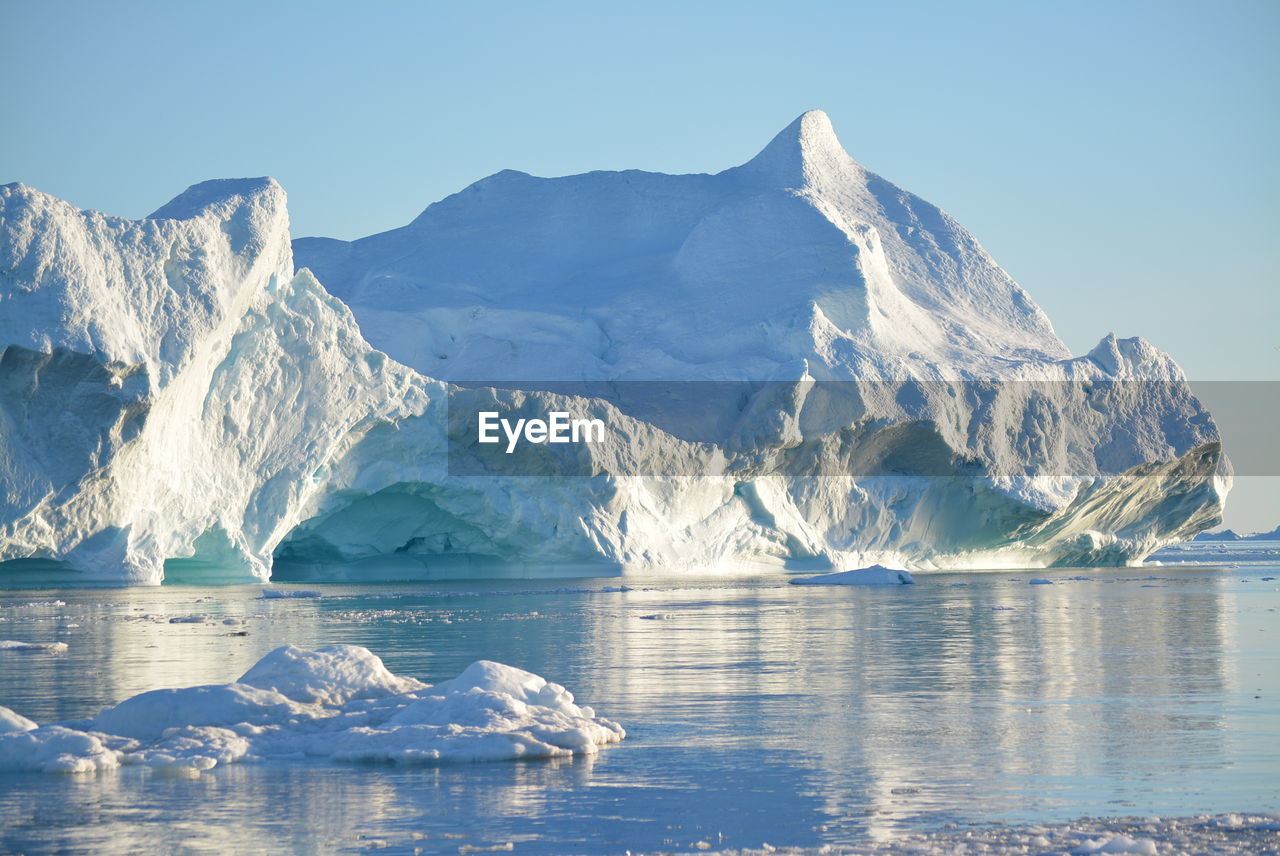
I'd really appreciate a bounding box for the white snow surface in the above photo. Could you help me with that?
[789,565,915,585]
[0,644,624,773]
[0,706,37,733]
[0,111,1230,582]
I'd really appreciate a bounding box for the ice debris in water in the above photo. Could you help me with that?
[789,565,915,586]
[0,644,624,774]
[637,813,1280,854]
[0,640,68,652]
[258,589,323,599]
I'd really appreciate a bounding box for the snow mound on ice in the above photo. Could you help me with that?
[90,681,307,741]
[0,706,37,733]
[789,565,915,586]
[0,644,623,774]
[237,643,425,705]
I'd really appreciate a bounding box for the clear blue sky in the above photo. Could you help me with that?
[2,0,1277,525]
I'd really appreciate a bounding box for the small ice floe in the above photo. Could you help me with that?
[258,589,323,599]
[1070,834,1158,855]
[0,644,624,774]
[1029,578,1054,585]
[789,565,915,586]
[5,600,66,609]
[168,616,204,624]
[0,640,68,653]
[639,613,678,620]
[599,585,635,593]
[992,606,1015,611]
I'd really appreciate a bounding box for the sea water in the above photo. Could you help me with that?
[0,549,1276,854]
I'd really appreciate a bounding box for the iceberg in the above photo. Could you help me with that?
[0,644,624,774]
[0,111,1229,583]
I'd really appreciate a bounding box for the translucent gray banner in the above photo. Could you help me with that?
[444,380,1275,478]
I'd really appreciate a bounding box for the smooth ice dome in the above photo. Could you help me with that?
[0,645,624,774]
[0,113,1231,583]
[789,565,916,586]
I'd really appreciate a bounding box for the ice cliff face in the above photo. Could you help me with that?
[0,112,1230,583]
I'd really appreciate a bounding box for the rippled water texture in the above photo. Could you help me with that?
[0,555,1277,854]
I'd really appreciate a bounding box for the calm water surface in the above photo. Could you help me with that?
[0,559,1277,855]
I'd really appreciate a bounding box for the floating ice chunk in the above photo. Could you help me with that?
[1071,834,1158,855]
[1029,578,1054,585]
[258,589,323,599]
[0,644,623,774]
[0,726,121,773]
[0,706,37,733]
[167,616,204,624]
[237,644,425,705]
[0,640,68,652]
[789,565,915,586]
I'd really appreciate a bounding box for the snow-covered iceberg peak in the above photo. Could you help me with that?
[297,109,1068,385]
[733,109,860,188]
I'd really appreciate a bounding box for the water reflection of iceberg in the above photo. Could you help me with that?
[0,574,1248,854]
[569,575,1233,836]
